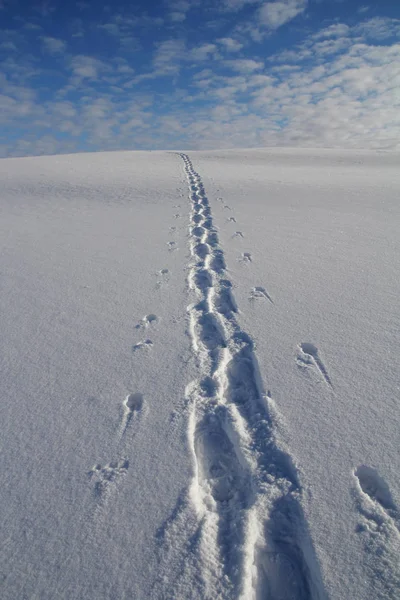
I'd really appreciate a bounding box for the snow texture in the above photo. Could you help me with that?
[0,148,399,599]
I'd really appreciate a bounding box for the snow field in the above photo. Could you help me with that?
[0,148,399,599]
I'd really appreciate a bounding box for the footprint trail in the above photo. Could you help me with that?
[156,153,326,599]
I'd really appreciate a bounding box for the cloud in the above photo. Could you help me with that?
[259,0,307,30]
[41,36,66,54]
[225,58,264,73]
[220,0,259,10]
[189,43,218,61]
[311,23,350,40]
[170,11,186,22]
[98,23,120,37]
[69,55,108,80]
[217,37,243,52]
[152,39,185,75]
[166,0,192,21]
[354,17,400,41]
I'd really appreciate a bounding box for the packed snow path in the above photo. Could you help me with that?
[155,154,326,599]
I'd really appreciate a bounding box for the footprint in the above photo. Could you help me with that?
[195,311,226,352]
[135,314,158,329]
[191,226,205,238]
[355,466,398,513]
[255,500,314,600]
[156,268,170,288]
[297,343,332,387]
[227,217,237,223]
[353,465,400,596]
[241,252,252,263]
[124,392,144,413]
[167,241,177,251]
[210,250,226,274]
[194,411,248,504]
[206,232,218,247]
[89,459,129,499]
[223,205,231,210]
[120,392,144,436]
[132,339,153,352]
[191,268,212,293]
[233,231,244,238]
[214,280,237,316]
[194,243,209,260]
[250,286,273,303]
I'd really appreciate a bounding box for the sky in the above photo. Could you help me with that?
[0,0,399,157]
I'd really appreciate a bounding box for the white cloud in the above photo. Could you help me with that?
[166,0,192,21]
[225,58,264,73]
[354,17,400,41]
[170,11,186,22]
[41,36,66,54]
[220,0,259,10]
[153,39,185,75]
[311,23,350,41]
[217,37,243,52]
[69,56,108,80]
[189,43,218,61]
[98,23,120,36]
[259,0,307,30]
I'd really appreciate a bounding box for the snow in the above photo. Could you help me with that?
[0,148,399,599]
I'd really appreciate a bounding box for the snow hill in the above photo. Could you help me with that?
[0,148,399,600]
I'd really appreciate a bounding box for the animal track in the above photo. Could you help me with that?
[250,286,273,303]
[156,268,170,289]
[167,240,177,251]
[241,252,252,263]
[132,339,153,352]
[227,217,237,223]
[120,392,144,437]
[297,343,332,387]
[89,459,129,499]
[136,314,158,329]
[355,466,398,513]
[233,231,244,238]
[353,465,400,596]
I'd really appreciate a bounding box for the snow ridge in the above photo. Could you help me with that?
[155,154,327,599]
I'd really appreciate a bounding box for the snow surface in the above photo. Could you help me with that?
[0,148,399,599]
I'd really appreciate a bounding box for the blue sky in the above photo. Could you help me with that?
[1,0,399,156]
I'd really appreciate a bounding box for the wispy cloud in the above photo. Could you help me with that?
[259,0,307,30]
[41,36,66,54]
